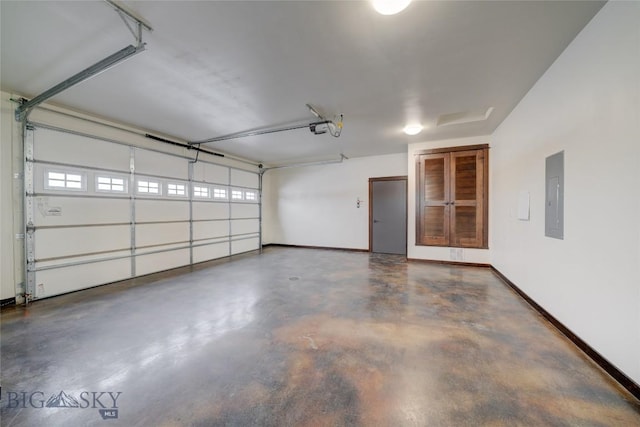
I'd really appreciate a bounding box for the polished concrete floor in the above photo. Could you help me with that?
[1,247,639,426]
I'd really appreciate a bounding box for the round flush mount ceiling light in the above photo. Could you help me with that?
[372,0,412,15]
[403,123,423,135]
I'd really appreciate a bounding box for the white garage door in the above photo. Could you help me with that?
[25,125,260,300]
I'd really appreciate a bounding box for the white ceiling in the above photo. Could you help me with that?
[1,1,604,165]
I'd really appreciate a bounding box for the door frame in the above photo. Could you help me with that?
[368,176,408,253]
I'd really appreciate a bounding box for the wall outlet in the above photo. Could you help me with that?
[450,248,464,261]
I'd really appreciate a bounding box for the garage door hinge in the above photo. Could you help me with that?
[15,233,25,239]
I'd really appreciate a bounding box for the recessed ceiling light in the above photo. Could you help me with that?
[403,124,423,135]
[372,0,412,16]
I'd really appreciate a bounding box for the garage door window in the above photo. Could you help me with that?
[45,170,86,191]
[193,185,210,198]
[137,179,161,195]
[213,187,228,200]
[167,183,187,196]
[96,175,127,193]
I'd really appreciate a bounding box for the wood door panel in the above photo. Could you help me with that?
[417,153,450,246]
[424,157,447,201]
[453,153,478,201]
[416,145,488,249]
[451,206,479,247]
[421,205,449,246]
[450,150,483,247]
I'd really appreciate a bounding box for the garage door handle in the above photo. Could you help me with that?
[373,219,380,223]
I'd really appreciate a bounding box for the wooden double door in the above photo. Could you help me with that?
[416,145,488,248]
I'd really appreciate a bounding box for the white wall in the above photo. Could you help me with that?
[0,93,24,301]
[407,136,492,264]
[263,152,407,249]
[491,1,640,384]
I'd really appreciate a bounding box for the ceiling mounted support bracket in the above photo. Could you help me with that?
[105,0,153,44]
[117,11,144,45]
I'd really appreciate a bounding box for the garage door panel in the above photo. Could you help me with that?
[193,221,229,240]
[193,242,229,263]
[230,203,259,219]
[34,258,132,298]
[34,196,130,227]
[193,162,229,185]
[35,249,131,270]
[135,148,188,178]
[193,202,229,221]
[231,219,259,235]
[34,129,130,171]
[230,169,258,188]
[35,225,130,260]
[136,200,189,222]
[136,249,190,276]
[136,223,189,247]
[135,243,187,255]
[231,237,259,255]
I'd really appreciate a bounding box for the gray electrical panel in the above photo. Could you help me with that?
[545,151,564,239]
